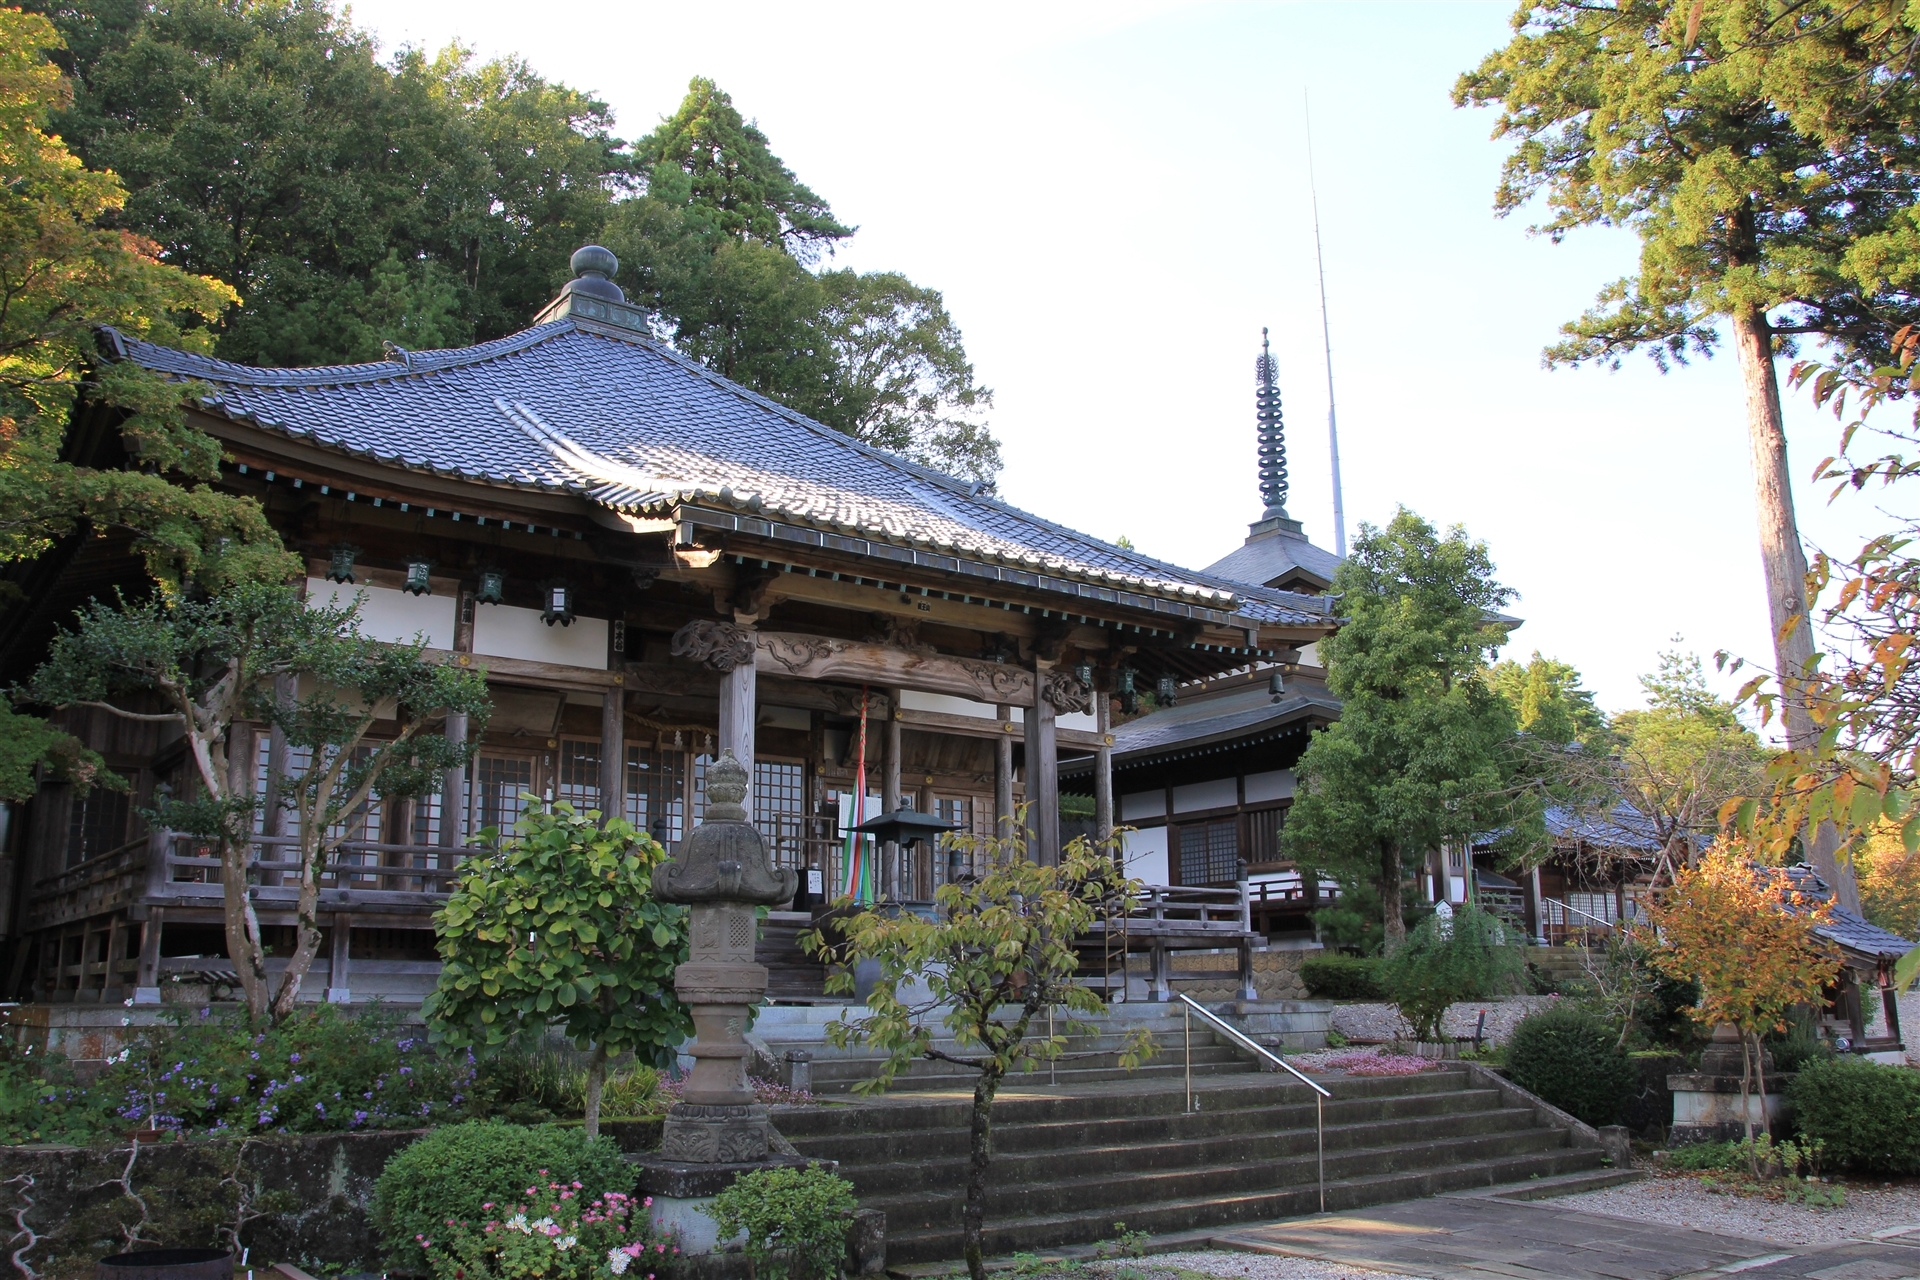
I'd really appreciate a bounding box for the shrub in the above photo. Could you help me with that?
[1300,954,1383,1000]
[1622,1050,1683,1136]
[101,1003,476,1136]
[420,1184,671,1280]
[1765,1009,1833,1075]
[1376,906,1525,1041]
[373,1121,632,1273]
[0,1043,112,1144]
[1788,1057,1920,1174]
[1505,1003,1636,1126]
[709,1165,858,1280]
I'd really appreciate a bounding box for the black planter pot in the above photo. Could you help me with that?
[97,1249,233,1280]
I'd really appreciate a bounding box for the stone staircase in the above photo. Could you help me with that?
[772,1064,1614,1264]
[755,1005,1324,1095]
[1528,946,1599,992]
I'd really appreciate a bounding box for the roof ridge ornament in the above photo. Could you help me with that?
[1257,326,1288,519]
[532,244,650,332]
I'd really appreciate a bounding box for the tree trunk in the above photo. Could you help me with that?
[1730,305,1860,913]
[1379,842,1406,952]
[1739,1028,1757,1177]
[270,825,331,1020]
[1751,1031,1772,1141]
[962,1065,1003,1280]
[583,1044,609,1141]
[218,727,271,1021]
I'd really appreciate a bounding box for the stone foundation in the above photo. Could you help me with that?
[1667,1073,1795,1145]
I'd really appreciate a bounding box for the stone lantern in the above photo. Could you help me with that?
[640,751,802,1246]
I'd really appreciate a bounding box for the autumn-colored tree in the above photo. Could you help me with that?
[804,825,1151,1280]
[0,8,282,588]
[1644,847,1841,1165]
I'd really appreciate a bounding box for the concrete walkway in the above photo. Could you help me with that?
[1208,1192,1920,1280]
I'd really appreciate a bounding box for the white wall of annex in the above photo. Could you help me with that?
[1243,769,1295,804]
[305,578,456,650]
[1172,778,1238,813]
[1120,791,1164,821]
[472,604,609,668]
[1121,826,1169,885]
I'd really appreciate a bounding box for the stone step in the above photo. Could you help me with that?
[781,1085,1510,1162]
[771,1068,1473,1136]
[879,1147,1606,1263]
[770,1065,1603,1264]
[835,1108,1548,1198]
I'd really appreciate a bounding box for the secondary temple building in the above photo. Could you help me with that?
[0,247,1335,1005]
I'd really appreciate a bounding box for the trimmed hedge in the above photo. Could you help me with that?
[1788,1056,1920,1174]
[1505,1002,1636,1126]
[1301,954,1383,1000]
[371,1121,631,1272]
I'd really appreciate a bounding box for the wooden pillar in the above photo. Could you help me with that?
[134,906,163,1001]
[883,690,902,898]
[716,628,757,817]
[328,912,352,1004]
[994,704,1015,842]
[440,712,469,850]
[1883,972,1904,1044]
[1025,666,1060,866]
[600,687,626,827]
[1094,690,1114,843]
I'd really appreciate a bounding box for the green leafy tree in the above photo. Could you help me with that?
[1454,0,1920,911]
[426,803,691,1139]
[607,78,1000,483]
[1612,649,1768,860]
[1284,509,1528,950]
[804,825,1152,1280]
[1376,904,1527,1041]
[26,582,490,1021]
[37,0,626,365]
[1488,652,1606,746]
[630,76,851,261]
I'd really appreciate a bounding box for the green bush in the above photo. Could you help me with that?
[102,1003,476,1136]
[1765,1009,1833,1075]
[1505,1002,1637,1126]
[1376,906,1525,1041]
[1301,954,1383,1000]
[1661,1139,1742,1171]
[710,1166,858,1280]
[372,1121,631,1273]
[1789,1057,1920,1174]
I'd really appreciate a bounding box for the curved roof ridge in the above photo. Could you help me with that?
[101,322,574,387]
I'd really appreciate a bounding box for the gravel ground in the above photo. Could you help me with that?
[1328,997,1557,1046]
[1556,1173,1920,1245]
[1091,1252,1419,1280]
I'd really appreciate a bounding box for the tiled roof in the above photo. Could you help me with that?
[1060,679,1339,772]
[1540,804,1666,853]
[102,322,1330,629]
[1785,864,1916,959]
[1205,522,1344,590]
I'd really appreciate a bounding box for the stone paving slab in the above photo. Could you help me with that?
[1209,1194,1800,1280]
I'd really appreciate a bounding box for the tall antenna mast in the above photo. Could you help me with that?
[1305,91,1346,557]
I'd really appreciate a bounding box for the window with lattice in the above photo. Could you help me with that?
[1176,818,1240,886]
[625,746,687,847]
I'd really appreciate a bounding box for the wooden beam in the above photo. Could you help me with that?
[756,631,1035,704]
[892,706,1111,750]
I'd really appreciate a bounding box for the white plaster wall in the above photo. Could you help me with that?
[898,690,994,717]
[305,578,456,650]
[1122,826,1169,885]
[1172,778,1238,813]
[472,603,609,668]
[1244,769,1296,804]
[1057,711,1098,732]
[1298,642,1322,668]
[1120,791,1165,821]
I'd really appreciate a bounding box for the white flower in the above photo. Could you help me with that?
[555,1237,577,1252]
[608,1248,632,1275]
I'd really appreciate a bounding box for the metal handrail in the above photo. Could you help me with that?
[1177,993,1327,1213]
[1541,897,1618,931]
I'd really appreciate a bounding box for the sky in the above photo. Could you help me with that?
[342,0,1904,722]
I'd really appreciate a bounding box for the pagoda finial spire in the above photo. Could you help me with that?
[1256,327,1288,517]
